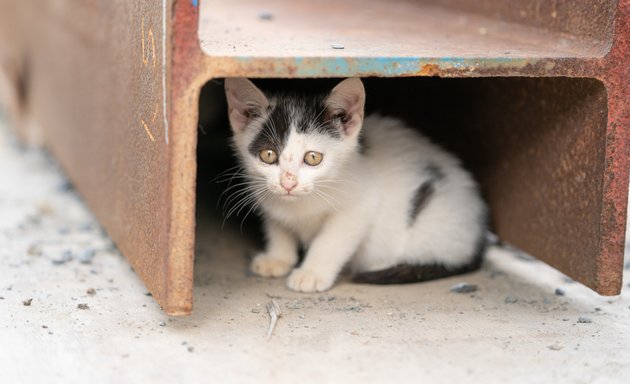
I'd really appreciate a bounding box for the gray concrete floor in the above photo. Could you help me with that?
[1,121,629,384]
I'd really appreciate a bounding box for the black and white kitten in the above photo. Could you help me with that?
[224,78,486,292]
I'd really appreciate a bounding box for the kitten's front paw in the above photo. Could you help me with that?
[250,253,293,278]
[287,268,335,292]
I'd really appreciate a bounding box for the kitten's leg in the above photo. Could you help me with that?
[251,220,298,278]
[288,211,368,292]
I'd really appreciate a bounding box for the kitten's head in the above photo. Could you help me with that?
[224,78,365,200]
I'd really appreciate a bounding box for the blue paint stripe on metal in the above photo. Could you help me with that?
[191,0,199,7]
[233,57,533,77]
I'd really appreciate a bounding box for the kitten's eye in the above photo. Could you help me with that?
[259,149,278,164]
[304,151,323,166]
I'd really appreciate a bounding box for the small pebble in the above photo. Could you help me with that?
[77,248,96,264]
[145,292,152,297]
[548,342,563,351]
[251,308,261,314]
[27,244,43,256]
[0,296,4,300]
[331,43,345,50]
[86,288,96,296]
[187,346,194,353]
[159,321,166,327]
[52,250,73,265]
[79,222,95,231]
[450,283,478,293]
[554,288,565,296]
[23,298,33,306]
[258,10,273,20]
[577,316,592,324]
[42,325,48,329]
[504,295,518,304]
[77,303,89,310]
[57,227,70,235]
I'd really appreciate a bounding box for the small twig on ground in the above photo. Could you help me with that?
[266,299,282,340]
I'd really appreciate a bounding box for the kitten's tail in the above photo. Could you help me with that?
[352,233,492,285]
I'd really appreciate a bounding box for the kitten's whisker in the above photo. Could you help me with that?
[313,189,339,212]
[316,183,347,194]
[239,191,270,232]
[218,181,264,207]
[224,188,266,221]
[222,184,263,211]
[211,164,244,183]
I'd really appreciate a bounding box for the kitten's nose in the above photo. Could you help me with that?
[281,172,297,192]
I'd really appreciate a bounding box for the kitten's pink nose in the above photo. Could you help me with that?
[281,172,297,192]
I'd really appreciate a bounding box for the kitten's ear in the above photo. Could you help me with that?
[325,78,365,137]
[224,78,270,133]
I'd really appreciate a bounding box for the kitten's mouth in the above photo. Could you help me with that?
[277,190,307,200]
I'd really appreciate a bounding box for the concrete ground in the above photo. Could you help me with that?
[1,119,629,384]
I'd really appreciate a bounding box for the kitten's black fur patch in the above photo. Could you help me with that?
[247,104,291,157]
[354,207,488,285]
[407,164,445,226]
[352,237,486,285]
[247,93,342,158]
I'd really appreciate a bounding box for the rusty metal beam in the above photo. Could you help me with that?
[0,0,627,315]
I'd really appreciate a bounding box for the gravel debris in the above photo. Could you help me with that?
[554,288,565,296]
[258,10,273,20]
[27,244,43,256]
[548,342,563,351]
[504,295,518,304]
[86,288,96,296]
[331,43,345,50]
[22,298,33,306]
[77,248,96,264]
[77,303,89,310]
[577,316,592,324]
[52,250,73,265]
[450,283,478,293]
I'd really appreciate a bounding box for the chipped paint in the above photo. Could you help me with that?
[218,56,537,78]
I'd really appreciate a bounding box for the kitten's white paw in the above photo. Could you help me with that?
[250,253,293,277]
[287,268,335,292]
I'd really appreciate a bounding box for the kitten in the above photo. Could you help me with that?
[224,77,487,292]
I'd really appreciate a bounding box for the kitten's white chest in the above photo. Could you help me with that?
[263,201,329,246]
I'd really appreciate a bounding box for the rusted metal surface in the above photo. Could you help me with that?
[0,1,194,315]
[596,0,630,295]
[196,0,614,79]
[0,0,627,316]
